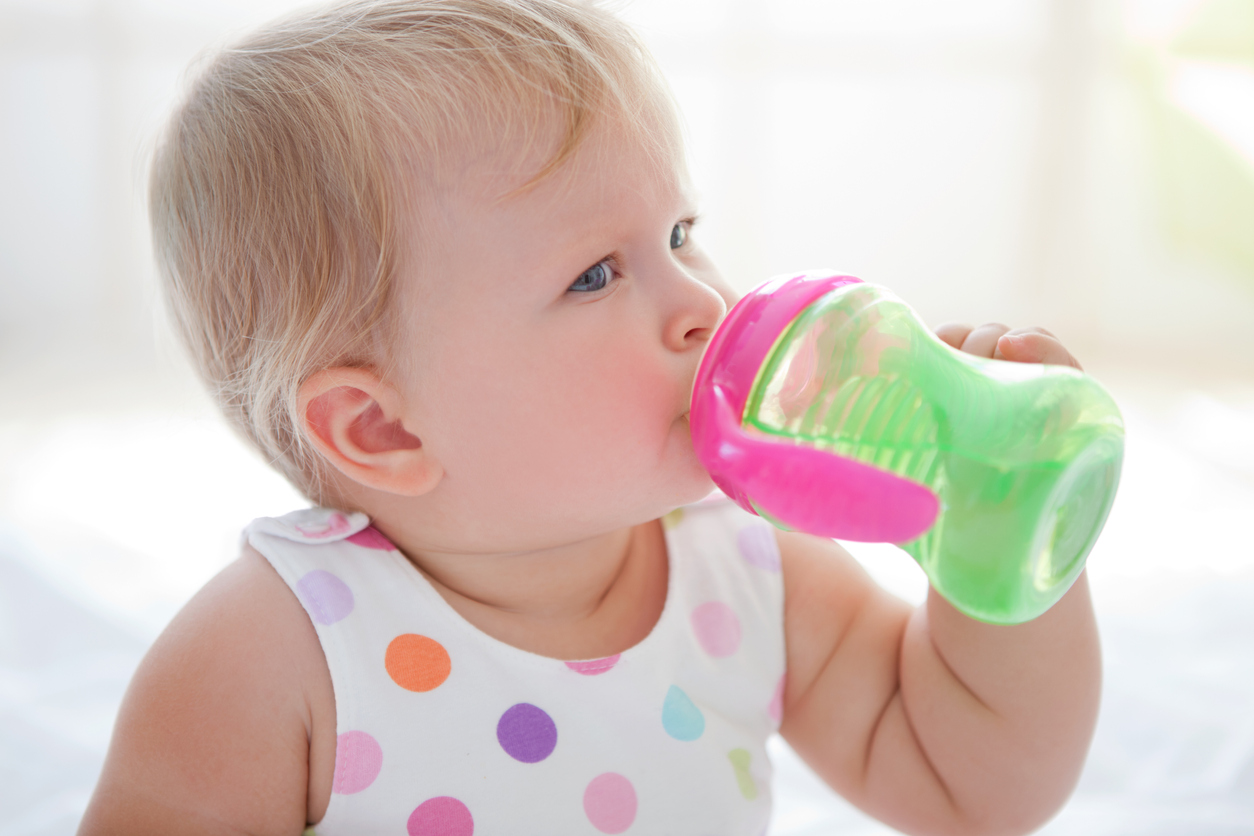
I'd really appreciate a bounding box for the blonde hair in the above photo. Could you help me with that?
[151,0,674,504]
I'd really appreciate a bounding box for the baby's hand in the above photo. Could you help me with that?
[935,322,1083,370]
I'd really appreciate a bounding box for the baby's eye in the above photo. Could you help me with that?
[568,260,615,293]
[670,222,688,250]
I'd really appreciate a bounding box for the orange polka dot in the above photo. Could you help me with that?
[385,634,451,692]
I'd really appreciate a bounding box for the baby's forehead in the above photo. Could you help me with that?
[390,107,692,304]
[419,102,691,211]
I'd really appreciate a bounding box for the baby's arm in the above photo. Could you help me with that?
[78,546,335,835]
[778,324,1101,836]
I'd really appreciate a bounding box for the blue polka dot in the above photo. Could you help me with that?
[662,685,705,741]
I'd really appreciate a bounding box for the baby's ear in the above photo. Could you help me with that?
[298,367,442,496]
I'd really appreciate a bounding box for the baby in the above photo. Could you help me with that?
[80,1,1101,834]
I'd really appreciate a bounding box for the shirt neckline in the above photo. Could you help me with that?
[382,519,682,671]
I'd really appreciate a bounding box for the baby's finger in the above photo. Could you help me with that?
[934,322,973,350]
[996,330,1083,370]
[960,322,1012,359]
[1017,325,1059,341]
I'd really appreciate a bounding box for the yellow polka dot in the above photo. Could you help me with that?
[661,508,685,530]
[728,748,758,800]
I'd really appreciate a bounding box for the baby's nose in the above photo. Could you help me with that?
[665,275,727,353]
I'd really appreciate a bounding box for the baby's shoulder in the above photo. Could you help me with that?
[80,546,334,832]
[197,542,334,685]
[167,543,330,688]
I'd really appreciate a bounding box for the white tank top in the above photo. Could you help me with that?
[246,494,786,835]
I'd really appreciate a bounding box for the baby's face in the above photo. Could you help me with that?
[392,109,734,551]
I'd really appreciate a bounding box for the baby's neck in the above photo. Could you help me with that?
[381,520,669,661]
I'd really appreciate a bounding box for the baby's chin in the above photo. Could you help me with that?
[655,445,718,511]
[661,477,715,513]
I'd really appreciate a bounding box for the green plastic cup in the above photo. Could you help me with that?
[694,274,1124,624]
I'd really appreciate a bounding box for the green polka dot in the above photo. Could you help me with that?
[662,508,685,530]
[729,748,757,800]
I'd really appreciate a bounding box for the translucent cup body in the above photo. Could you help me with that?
[742,282,1124,624]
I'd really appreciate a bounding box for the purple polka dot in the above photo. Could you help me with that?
[408,797,473,836]
[738,523,781,572]
[691,601,741,657]
[496,703,557,763]
[565,654,620,675]
[584,772,637,834]
[347,525,397,551]
[295,570,354,625]
[332,730,382,794]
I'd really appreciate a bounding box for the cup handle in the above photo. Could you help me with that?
[704,384,939,543]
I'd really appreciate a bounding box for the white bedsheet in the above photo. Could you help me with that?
[2,377,1252,835]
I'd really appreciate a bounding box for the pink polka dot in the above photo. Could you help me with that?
[690,601,741,658]
[564,654,620,675]
[295,570,354,625]
[768,673,785,723]
[332,730,382,794]
[295,512,351,539]
[738,523,781,572]
[584,772,637,834]
[347,525,397,551]
[407,796,473,836]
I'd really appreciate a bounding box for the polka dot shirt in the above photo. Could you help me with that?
[247,494,786,835]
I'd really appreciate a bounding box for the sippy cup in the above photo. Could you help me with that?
[690,271,1124,625]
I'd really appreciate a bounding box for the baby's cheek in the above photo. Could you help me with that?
[437,331,674,484]
[583,355,674,439]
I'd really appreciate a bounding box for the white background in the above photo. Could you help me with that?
[2,0,1254,833]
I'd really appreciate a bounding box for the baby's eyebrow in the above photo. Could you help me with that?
[676,194,701,221]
